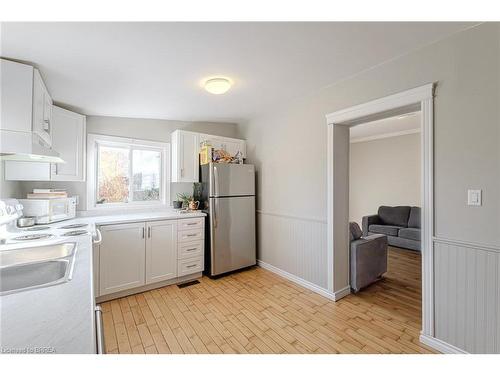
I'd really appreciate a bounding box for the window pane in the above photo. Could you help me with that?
[97,145,130,204]
[132,149,161,201]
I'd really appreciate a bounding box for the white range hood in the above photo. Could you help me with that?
[0,130,64,163]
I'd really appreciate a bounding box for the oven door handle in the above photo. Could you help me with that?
[93,228,102,245]
[95,306,105,354]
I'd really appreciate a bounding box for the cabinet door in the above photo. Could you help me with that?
[32,70,51,146]
[145,220,178,284]
[0,59,33,133]
[172,130,199,182]
[50,106,86,181]
[99,222,146,296]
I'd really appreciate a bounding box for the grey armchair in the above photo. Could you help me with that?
[349,222,388,292]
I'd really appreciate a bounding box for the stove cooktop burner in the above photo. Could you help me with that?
[24,226,51,231]
[59,223,88,229]
[13,234,55,241]
[62,230,89,237]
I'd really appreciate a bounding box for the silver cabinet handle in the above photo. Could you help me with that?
[95,306,105,354]
[187,222,197,226]
[148,227,151,238]
[187,233,197,237]
[142,227,145,239]
[186,248,197,252]
[186,264,197,269]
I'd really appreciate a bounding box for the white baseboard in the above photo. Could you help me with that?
[257,260,350,301]
[332,285,351,301]
[419,334,469,354]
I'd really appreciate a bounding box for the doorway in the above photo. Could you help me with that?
[325,84,435,341]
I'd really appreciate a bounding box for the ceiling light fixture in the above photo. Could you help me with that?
[204,77,232,95]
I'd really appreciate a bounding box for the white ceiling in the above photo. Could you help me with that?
[350,112,421,142]
[1,22,474,123]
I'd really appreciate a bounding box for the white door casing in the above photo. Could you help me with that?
[325,83,435,338]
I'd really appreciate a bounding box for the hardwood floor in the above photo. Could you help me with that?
[101,246,434,354]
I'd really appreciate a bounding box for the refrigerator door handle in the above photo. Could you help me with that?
[213,165,219,197]
[213,199,218,228]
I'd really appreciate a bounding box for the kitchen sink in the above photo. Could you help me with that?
[0,243,77,295]
[0,243,76,267]
[0,260,71,295]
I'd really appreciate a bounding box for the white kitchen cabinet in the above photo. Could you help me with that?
[99,222,146,296]
[5,105,86,181]
[199,133,246,159]
[97,217,204,299]
[171,130,247,183]
[171,130,199,182]
[146,220,178,284]
[50,106,86,181]
[0,59,33,133]
[32,69,52,147]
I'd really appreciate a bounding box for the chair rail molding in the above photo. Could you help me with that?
[325,83,437,347]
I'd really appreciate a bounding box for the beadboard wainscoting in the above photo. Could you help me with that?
[433,237,500,354]
[256,210,329,291]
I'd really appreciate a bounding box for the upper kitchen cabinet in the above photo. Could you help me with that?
[5,105,86,181]
[0,59,59,160]
[50,106,86,181]
[199,133,247,159]
[0,59,34,134]
[32,69,53,147]
[171,130,200,182]
[171,129,247,183]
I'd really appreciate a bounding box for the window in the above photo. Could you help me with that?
[87,134,169,209]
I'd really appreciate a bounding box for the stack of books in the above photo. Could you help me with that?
[27,189,68,199]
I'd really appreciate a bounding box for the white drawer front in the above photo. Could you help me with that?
[178,217,204,230]
[178,240,204,259]
[178,228,204,243]
[178,256,204,276]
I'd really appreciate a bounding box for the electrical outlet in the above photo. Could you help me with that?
[467,189,482,206]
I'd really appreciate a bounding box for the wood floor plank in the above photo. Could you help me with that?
[102,247,435,354]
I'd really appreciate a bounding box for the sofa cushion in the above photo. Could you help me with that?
[349,222,363,241]
[369,224,402,236]
[408,207,421,228]
[378,206,411,227]
[398,227,421,241]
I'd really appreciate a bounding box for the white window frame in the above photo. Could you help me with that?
[87,133,170,210]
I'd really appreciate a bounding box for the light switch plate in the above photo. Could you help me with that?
[467,189,482,206]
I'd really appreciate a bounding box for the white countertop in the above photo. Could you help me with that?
[0,234,95,354]
[75,208,206,227]
[0,208,206,354]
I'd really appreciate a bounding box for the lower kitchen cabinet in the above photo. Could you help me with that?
[99,222,146,296]
[146,220,178,284]
[97,217,204,299]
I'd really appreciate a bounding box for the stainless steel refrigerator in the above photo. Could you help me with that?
[200,163,256,276]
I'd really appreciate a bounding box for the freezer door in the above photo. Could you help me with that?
[210,163,255,197]
[209,196,256,275]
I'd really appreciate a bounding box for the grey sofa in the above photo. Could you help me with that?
[349,222,388,292]
[362,206,421,251]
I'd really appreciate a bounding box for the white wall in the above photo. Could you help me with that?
[8,116,239,210]
[239,23,500,353]
[349,132,421,226]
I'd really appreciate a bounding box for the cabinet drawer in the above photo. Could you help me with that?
[178,228,204,243]
[178,217,204,230]
[178,240,204,259]
[178,256,204,276]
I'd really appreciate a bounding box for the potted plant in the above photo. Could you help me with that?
[177,193,199,210]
